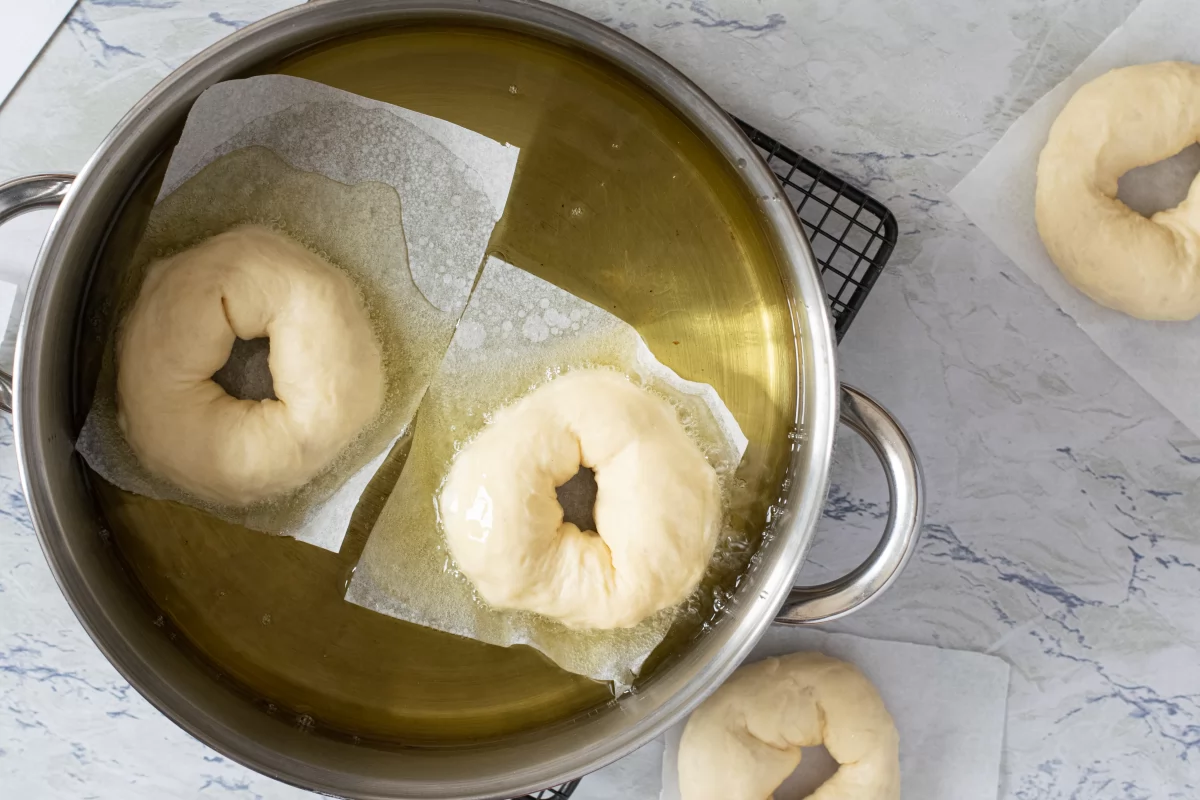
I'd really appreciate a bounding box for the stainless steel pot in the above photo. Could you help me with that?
[0,1,922,797]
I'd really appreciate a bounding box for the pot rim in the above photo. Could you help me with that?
[13,1,838,796]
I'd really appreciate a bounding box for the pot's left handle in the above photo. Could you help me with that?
[0,174,75,413]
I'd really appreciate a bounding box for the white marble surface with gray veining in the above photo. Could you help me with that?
[2,1,1198,798]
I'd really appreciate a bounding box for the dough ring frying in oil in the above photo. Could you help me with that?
[117,225,386,506]
[438,369,721,630]
[678,652,900,800]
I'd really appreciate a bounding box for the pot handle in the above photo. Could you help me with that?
[0,174,75,413]
[775,384,924,625]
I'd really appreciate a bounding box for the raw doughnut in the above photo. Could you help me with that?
[116,225,385,506]
[678,653,899,800]
[1035,61,1200,320]
[438,369,720,630]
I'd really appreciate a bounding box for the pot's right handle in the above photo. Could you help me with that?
[0,174,75,413]
[775,384,924,625]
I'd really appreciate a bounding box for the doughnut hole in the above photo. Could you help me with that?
[1117,142,1200,217]
[775,745,840,797]
[211,336,277,401]
[554,466,597,534]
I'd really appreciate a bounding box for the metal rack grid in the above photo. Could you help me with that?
[524,780,581,799]
[736,118,898,341]
[515,122,896,800]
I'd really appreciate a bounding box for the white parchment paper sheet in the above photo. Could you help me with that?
[347,257,748,684]
[77,76,518,551]
[660,627,1010,800]
[0,1,74,109]
[159,75,519,315]
[949,0,1200,439]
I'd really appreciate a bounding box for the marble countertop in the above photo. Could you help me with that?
[2,1,1197,798]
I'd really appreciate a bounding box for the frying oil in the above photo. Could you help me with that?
[78,25,799,747]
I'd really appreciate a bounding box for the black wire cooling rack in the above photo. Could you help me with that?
[523,781,581,799]
[736,118,898,341]
[513,121,895,800]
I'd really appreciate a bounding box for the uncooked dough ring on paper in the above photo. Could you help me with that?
[1036,61,1200,320]
[438,369,721,630]
[117,225,386,507]
[678,652,900,800]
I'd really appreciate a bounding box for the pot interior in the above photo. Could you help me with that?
[62,13,803,793]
